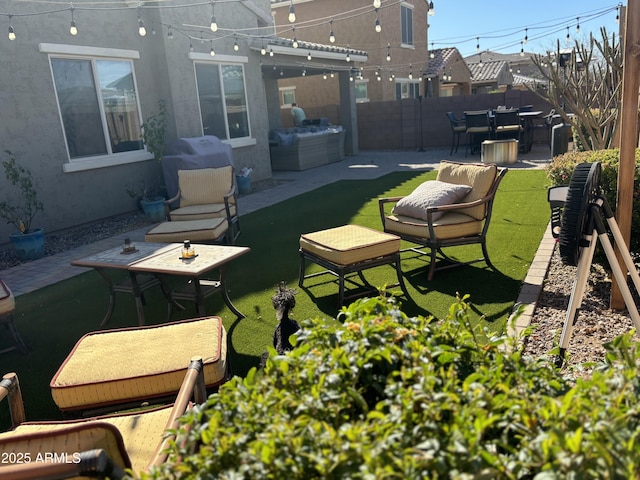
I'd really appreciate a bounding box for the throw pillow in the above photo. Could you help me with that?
[392,180,472,221]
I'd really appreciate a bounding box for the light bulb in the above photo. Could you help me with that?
[576,18,580,33]
[269,48,274,57]
[373,0,381,8]
[292,38,298,48]
[210,46,215,56]
[8,24,15,41]
[409,71,413,80]
[138,18,146,37]
[288,4,296,23]
[428,1,434,16]
[234,41,239,51]
[323,72,327,79]
[375,19,381,33]
[346,52,351,62]
[261,46,266,55]
[331,71,334,78]
[386,52,391,62]
[524,28,528,44]
[210,15,218,32]
[302,69,306,76]
[168,26,174,39]
[307,51,311,60]
[329,30,335,43]
[70,20,78,36]
[350,74,353,82]
[189,42,194,52]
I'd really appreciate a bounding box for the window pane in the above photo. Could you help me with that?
[401,6,413,45]
[97,60,143,154]
[282,90,295,105]
[355,83,368,99]
[51,58,107,158]
[195,63,228,139]
[222,65,249,139]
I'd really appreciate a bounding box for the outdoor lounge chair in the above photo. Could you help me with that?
[164,166,240,244]
[0,358,206,479]
[0,278,28,354]
[378,160,508,281]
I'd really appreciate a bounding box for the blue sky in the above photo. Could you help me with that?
[427,1,622,57]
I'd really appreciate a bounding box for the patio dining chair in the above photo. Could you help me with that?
[0,358,207,479]
[493,108,524,142]
[378,160,508,281]
[464,110,491,156]
[446,112,466,155]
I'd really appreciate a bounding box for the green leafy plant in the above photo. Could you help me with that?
[141,100,167,162]
[144,294,640,479]
[0,151,44,233]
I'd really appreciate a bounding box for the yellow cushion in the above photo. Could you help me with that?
[0,421,131,474]
[300,225,400,266]
[50,317,227,412]
[145,218,228,243]
[384,212,483,240]
[178,167,233,206]
[170,203,236,222]
[436,161,497,220]
[0,279,15,315]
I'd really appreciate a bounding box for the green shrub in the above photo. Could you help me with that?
[546,148,640,255]
[145,296,640,479]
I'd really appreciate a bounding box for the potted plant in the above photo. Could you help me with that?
[137,101,167,221]
[0,151,45,261]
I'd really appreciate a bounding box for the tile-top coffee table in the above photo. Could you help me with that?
[299,225,407,307]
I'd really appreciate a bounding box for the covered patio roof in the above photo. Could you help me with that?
[249,36,368,79]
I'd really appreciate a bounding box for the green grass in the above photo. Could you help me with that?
[0,169,549,426]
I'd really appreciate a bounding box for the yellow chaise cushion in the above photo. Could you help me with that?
[436,161,497,220]
[300,225,400,266]
[178,166,233,206]
[50,317,227,412]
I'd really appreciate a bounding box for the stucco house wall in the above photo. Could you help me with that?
[0,0,273,244]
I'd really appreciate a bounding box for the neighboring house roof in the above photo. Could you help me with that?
[512,73,540,85]
[465,50,545,80]
[467,60,513,85]
[423,47,471,79]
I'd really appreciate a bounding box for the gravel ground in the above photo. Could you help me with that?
[522,247,638,378]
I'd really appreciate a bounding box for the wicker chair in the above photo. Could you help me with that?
[378,161,508,280]
[0,358,206,479]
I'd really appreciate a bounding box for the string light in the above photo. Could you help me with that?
[269,48,274,57]
[329,19,335,43]
[576,17,580,33]
[302,69,306,76]
[429,43,435,59]
[616,4,620,23]
[69,7,78,36]
[292,26,298,48]
[476,37,480,53]
[189,40,194,52]
[137,11,146,37]
[210,40,215,56]
[307,51,311,60]
[374,8,381,33]
[167,25,174,40]
[261,39,266,55]
[408,64,413,80]
[373,0,381,8]
[386,43,391,62]
[330,70,335,78]
[288,0,296,23]
[523,27,528,44]
[323,71,327,79]
[346,49,351,62]
[428,1,435,16]
[566,25,570,44]
[233,34,239,51]
[210,1,217,32]
[8,15,15,41]
[520,41,525,56]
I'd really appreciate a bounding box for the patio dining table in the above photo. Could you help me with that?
[72,242,250,326]
[487,110,542,153]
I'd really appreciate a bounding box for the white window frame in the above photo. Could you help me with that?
[40,43,149,173]
[400,3,414,48]
[395,78,421,99]
[279,86,296,108]
[190,52,256,149]
[355,79,370,103]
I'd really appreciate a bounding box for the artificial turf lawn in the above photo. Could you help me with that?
[0,169,549,426]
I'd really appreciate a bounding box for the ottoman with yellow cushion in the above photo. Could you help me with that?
[299,225,407,307]
[50,316,228,415]
[144,217,228,243]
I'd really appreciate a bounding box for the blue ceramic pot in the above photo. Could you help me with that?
[10,228,45,261]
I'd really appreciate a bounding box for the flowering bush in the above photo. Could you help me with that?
[144,295,640,479]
